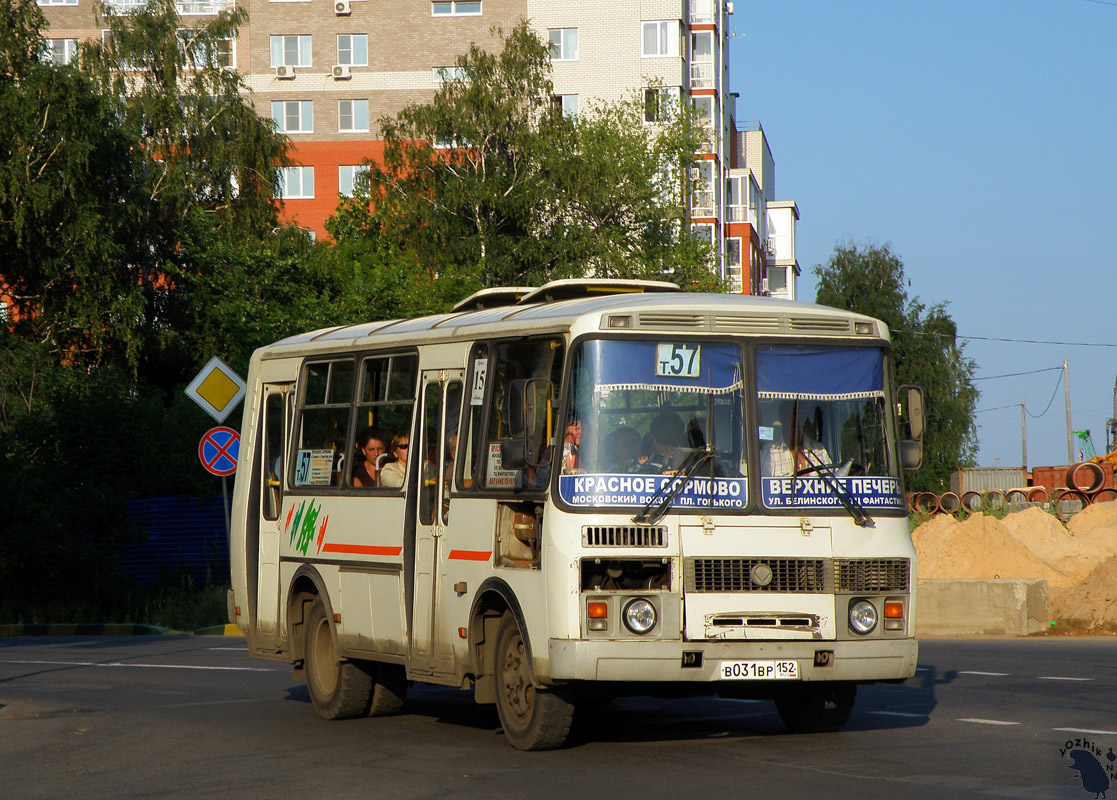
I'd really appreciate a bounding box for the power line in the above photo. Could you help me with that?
[896,328,1117,348]
[973,366,1063,382]
[975,368,1065,418]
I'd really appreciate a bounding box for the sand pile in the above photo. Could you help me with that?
[912,501,1117,631]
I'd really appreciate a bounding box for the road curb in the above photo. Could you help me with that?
[194,623,244,636]
[0,623,169,637]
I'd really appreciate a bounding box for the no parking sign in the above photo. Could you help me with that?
[199,426,240,476]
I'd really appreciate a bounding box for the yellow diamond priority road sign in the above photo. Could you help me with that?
[185,356,246,423]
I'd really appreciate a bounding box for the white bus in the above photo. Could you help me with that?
[229,279,924,750]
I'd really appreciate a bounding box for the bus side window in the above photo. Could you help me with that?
[294,360,354,489]
[261,391,285,520]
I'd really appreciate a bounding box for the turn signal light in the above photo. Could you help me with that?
[884,601,904,619]
[588,602,608,619]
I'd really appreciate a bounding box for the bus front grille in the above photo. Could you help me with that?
[583,525,668,548]
[834,558,910,592]
[686,558,826,593]
[685,557,910,593]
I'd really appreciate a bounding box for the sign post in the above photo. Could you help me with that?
[186,357,247,540]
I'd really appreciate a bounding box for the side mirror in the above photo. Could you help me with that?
[505,377,552,468]
[898,385,925,471]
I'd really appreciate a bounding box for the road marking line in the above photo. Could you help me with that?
[1038,676,1093,682]
[868,711,926,718]
[959,671,1010,676]
[1053,727,1117,735]
[959,718,1020,726]
[209,647,249,652]
[0,659,274,672]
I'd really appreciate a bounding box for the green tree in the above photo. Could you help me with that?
[814,242,978,492]
[0,0,142,365]
[329,21,719,303]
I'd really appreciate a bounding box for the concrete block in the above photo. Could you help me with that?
[916,578,1049,637]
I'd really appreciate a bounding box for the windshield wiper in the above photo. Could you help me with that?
[797,449,874,528]
[632,448,716,525]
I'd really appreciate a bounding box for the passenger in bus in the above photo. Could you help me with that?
[561,419,581,471]
[643,411,688,473]
[762,401,830,477]
[379,432,409,488]
[352,427,390,487]
[604,426,643,472]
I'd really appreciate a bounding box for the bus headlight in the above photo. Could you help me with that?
[623,598,657,635]
[848,600,878,635]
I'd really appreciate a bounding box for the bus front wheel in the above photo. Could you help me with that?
[774,682,856,733]
[493,611,573,750]
[305,596,372,719]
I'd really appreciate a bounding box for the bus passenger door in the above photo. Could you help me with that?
[411,370,463,676]
[256,383,290,644]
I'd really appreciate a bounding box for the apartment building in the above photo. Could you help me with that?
[38,0,798,296]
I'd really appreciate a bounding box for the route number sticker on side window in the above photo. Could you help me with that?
[655,343,701,379]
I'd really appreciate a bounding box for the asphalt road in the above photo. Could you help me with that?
[1,635,1115,799]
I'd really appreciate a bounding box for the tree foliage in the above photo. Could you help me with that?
[329,21,720,298]
[814,242,979,492]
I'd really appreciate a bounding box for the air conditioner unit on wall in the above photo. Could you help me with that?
[334,0,351,15]
[275,64,295,79]
[726,2,735,14]
[332,64,351,80]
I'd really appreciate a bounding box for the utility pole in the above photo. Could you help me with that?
[1065,359,1073,463]
[1021,399,1027,473]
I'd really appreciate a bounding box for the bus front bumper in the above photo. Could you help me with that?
[545,637,918,684]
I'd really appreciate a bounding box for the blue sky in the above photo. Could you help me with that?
[730,0,1117,470]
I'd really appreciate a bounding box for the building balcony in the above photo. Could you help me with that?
[103,0,233,14]
[690,60,714,89]
[689,0,716,25]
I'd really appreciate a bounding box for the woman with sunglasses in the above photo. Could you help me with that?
[379,432,410,488]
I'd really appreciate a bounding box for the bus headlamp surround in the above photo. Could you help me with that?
[622,598,657,635]
[848,599,878,635]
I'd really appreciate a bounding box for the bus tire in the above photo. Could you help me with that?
[493,611,573,750]
[774,682,856,733]
[305,596,372,720]
[368,663,407,717]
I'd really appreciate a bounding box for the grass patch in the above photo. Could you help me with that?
[0,578,230,631]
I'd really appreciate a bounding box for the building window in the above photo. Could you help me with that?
[691,161,715,217]
[553,94,578,118]
[271,100,313,133]
[0,301,8,323]
[726,175,746,222]
[548,28,578,61]
[42,39,78,66]
[337,34,367,66]
[642,20,679,58]
[338,99,369,132]
[431,1,480,15]
[432,66,468,83]
[270,34,311,68]
[37,0,78,5]
[725,237,742,292]
[643,86,680,123]
[277,166,314,199]
[179,31,234,70]
[339,165,370,197]
[690,31,714,88]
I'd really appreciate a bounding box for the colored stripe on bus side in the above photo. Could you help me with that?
[320,544,403,557]
[448,550,492,561]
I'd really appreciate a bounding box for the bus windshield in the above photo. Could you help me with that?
[756,344,903,513]
[556,338,905,516]
[558,338,749,512]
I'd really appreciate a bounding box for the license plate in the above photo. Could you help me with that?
[718,660,799,680]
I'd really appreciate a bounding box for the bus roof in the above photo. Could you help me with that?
[259,280,889,358]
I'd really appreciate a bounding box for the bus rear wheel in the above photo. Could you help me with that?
[774,682,856,733]
[493,611,573,750]
[305,596,372,719]
[368,662,407,717]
